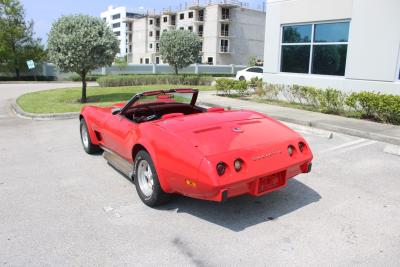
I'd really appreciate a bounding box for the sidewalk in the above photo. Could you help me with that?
[198,91,400,146]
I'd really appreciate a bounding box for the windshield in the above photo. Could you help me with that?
[124,89,198,111]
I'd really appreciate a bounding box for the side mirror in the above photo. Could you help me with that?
[111,108,122,115]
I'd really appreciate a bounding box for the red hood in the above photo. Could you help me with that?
[155,110,301,156]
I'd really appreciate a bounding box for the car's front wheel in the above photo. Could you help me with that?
[80,119,102,154]
[134,150,170,207]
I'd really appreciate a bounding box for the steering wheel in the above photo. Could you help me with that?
[133,106,158,123]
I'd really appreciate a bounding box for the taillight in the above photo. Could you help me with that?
[234,159,243,172]
[288,145,295,156]
[216,162,227,176]
[299,142,306,153]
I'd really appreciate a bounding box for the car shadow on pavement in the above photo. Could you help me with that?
[158,178,321,232]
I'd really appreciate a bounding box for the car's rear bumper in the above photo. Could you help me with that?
[183,161,312,202]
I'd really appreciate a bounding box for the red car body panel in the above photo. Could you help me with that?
[80,89,313,202]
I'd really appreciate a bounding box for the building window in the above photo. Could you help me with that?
[156,57,160,64]
[140,58,143,64]
[188,26,193,32]
[281,21,349,76]
[220,39,229,52]
[163,16,168,23]
[198,10,204,21]
[149,43,153,49]
[221,24,229,37]
[198,25,203,37]
[129,45,132,53]
[149,19,153,25]
[156,43,160,52]
[114,31,120,36]
[112,14,120,20]
[156,18,160,26]
[145,58,150,64]
[171,15,176,25]
[179,27,184,30]
[221,8,230,20]
[207,57,213,65]
[188,12,193,18]
[156,31,160,40]
[180,13,184,20]
[163,29,167,33]
[112,22,120,28]
[200,41,203,51]
[149,31,153,37]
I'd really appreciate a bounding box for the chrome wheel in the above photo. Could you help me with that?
[81,123,89,148]
[137,160,154,197]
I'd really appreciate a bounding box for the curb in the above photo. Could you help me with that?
[199,100,400,146]
[10,101,79,120]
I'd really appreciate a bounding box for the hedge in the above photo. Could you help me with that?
[215,80,400,126]
[97,74,214,87]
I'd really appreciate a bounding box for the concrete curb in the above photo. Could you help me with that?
[10,100,79,120]
[199,100,400,146]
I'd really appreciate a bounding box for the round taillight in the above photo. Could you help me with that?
[216,162,226,176]
[288,145,295,156]
[234,159,243,172]
[299,142,305,152]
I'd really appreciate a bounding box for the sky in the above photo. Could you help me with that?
[20,0,266,44]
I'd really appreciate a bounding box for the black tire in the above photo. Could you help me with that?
[239,76,245,81]
[134,150,170,207]
[80,119,102,154]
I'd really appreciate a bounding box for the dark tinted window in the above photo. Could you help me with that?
[282,25,312,43]
[180,13,184,20]
[314,22,350,42]
[247,68,263,73]
[312,45,347,75]
[189,12,193,18]
[163,16,168,22]
[112,14,120,20]
[112,23,120,28]
[281,45,311,73]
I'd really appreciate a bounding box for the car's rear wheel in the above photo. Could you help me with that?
[80,119,102,154]
[239,76,245,81]
[134,150,170,207]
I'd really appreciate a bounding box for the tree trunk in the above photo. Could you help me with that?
[174,65,179,75]
[15,68,20,81]
[80,71,87,103]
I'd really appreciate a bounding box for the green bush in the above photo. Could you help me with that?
[68,74,101,82]
[346,91,400,124]
[215,78,248,95]
[97,74,214,87]
[318,88,347,114]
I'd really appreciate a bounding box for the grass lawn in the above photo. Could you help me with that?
[17,84,214,113]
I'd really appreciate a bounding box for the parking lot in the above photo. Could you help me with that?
[1,84,400,266]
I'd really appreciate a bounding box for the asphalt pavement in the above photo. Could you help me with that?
[1,83,400,266]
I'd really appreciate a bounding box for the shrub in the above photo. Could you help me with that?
[318,88,347,114]
[97,74,214,87]
[215,78,248,95]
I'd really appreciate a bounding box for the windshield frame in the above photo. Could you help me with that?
[119,88,199,115]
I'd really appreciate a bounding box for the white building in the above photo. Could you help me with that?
[124,2,266,65]
[263,0,400,94]
[100,6,142,58]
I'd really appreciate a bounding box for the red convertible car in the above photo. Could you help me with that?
[80,89,313,206]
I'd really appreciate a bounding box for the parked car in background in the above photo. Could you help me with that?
[236,67,264,81]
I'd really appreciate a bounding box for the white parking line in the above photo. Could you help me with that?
[325,138,367,152]
[338,140,377,154]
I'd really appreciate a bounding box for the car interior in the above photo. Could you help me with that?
[124,102,207,123]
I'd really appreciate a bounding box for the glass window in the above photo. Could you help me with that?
[188,26,193,32]
[112,14,120,20]
[281,45,311,73]
[247,67,263,73]
[149,19,153,25]
[163,16,168,23]
[281,21,349,76]
[145,58,149,64]
[149,31,153,37]
[314,22,350,43]
[312,45,347,75]
[189,12,193,18]
[180,13,184,20]
[114,31,120,36]
[282,25,312,43]
[112,23,120,28]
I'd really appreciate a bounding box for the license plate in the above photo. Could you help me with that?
[258,172,285,194]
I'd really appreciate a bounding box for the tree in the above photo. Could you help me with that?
[47,14,119,103]
[159,30,202,75]
[0,0,46,79]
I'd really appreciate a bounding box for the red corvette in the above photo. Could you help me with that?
[80,89,313,206]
